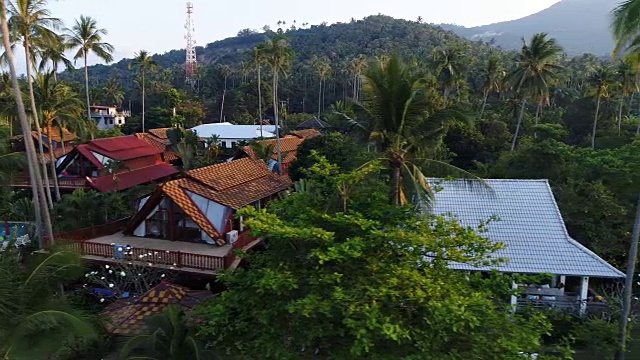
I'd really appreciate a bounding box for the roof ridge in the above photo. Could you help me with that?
[542,180,625,278]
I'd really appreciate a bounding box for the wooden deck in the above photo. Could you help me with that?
[53,219,259,274]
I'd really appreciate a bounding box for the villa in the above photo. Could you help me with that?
[190,122,277,148]
[90,105,130,130]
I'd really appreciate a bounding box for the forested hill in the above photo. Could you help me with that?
[61,15,497,89]
[441,0,617,55]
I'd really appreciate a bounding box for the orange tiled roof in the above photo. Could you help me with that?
[32,128,78,143]
[161,159,292,240]
[289,128,322,139]
[148,128,171,140]
[242,136,304,163]
[135,133,180,162]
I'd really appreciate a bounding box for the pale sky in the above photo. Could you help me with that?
[20,0,561,69]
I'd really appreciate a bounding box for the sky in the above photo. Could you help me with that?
[15,0,561,70]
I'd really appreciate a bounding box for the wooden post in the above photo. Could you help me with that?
[559,275,567,294]
[579,276,589,316]
[510,282,518,313]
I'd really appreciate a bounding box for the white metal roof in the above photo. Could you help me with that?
[190,124,276,140]
[428,178,624,278]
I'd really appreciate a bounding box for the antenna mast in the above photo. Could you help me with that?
[185,2,197,84]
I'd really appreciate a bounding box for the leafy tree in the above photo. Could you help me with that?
[102,77,124,107]
[66,15,114,122]
[197,171,551,359]
[129,50,157,132]
[507,33,563,151]
[432,45,465,102]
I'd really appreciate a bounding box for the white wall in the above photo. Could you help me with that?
[185,190,231,235]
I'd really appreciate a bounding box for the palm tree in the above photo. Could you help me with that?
[33,71,84,200]
[250,141,275,163]
[252,45,266,136]
[615,58,637,130]
[507,33,564,151]
[217,64,231,122]
[478,55,505,121]
[263,35,293,174]
[612,0,640,55]
[129,50,156,132]
[349,55,367,102]
[588,65,615,149]
[66,15,114,121]
[0,249,96,358]
[120,305,215,360]
[102,77,124,107]
[36,33,72,82]
[0,0,51,244]
[312,56,331,116]
[8,0,62,209]
[350,56,479,206]
[432,46,465,102]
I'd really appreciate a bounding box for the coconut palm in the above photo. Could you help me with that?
[8,0,62,209]
[507,33,564,151]
[3,0,54,243]
[312,56,331,116]
[32,71,84,200]
[252,44,266,136]
[262,35,293,174]
[432,46,465,102]
[347,56,481,207]
[217,64,231,122]
[36,33,73,82]
[129,50,156,132]
[102,77,124,107]
[588,65,616,149]
[612,0,640,55]
[120,305,215,360]
[349,55,367,102]
[0,248,96,359]
[66,15,114,121]
[478,55,505,120]
[615,58,638,130]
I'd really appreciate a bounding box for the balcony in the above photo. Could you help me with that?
[52,219,259,274]
[12,175,88,190]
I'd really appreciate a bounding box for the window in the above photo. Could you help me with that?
[231,141,237,148]
[109,118,113,125]
[221,141,227,148]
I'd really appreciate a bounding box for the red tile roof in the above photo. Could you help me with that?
[148,128,171,140]
[87,163,178,192]
[32,128,78,142]
[77,136,163,168]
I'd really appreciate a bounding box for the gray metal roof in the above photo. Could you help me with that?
[428,179,624,278]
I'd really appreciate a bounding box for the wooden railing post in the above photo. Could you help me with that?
[177,251,182,268]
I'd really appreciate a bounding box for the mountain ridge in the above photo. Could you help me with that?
[439,0,618,55]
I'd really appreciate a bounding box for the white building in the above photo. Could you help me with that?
[190,122,276,149]
[90,105,130,130]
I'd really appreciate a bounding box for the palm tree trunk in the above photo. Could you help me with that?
[257,65,263,137]
[142,70,146,132]
[272,72,282,174]
[618,97,625,132]
[47,124,61,201]
[592,97,601,149]
[220,77,226,122]
[317,79,322,117]
[628,92,635,116]
[390,160,401,206]
[84,51,91,121]
[479,89,489,120]
[511,98,527,151]
[25,40,54,210]
[1,2,52,246]
[617,194,640,360]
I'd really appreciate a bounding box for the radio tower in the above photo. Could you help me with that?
[185,2,197,84]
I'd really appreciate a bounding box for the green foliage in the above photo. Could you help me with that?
[196,161,551,359]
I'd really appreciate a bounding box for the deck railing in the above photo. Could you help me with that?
[54,221,257,272]
[52,218,130,243]
[12,175,87,189]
